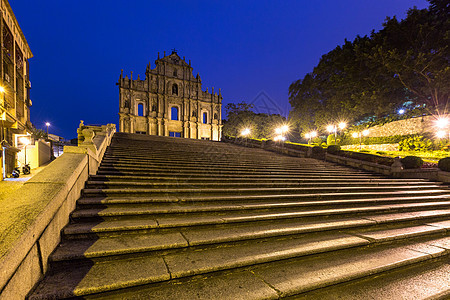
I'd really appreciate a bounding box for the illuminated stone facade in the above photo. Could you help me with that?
[117,51,222,141]
[0,0,33,178]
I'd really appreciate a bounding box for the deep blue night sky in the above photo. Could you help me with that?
[10,0,428,139]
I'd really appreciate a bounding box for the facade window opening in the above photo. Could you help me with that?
[203,112,207,124]
[169,132,181,138]
[173,69,177,77]
[137,103,144,116]
[171,106,179,121]
[172,83,178,95]
[214,113,218,120]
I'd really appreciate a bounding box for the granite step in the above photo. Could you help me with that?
[79,189,450,202]
[84,180,441,190]
[70,200,450,220]
[64,207,450,236]
[81,185,446,197]
[88,174,421,183]
[54,220,450,262]
[73,195,450,214]
[29,235,450,299]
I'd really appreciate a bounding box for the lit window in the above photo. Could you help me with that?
[137,103,144,116]
[171,106,179,120]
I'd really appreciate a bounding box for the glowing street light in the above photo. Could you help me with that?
[274,135,286,142]
[435,117,450,141]
[352,129,369,150]
[19,136,31,166]
[274,125,289,142]
[327,122,346,145]
[304,131,317,144]
[435,117,449,129]
[45,122,50,137]
[241,128,251,137]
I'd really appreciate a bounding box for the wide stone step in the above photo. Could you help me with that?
[89,174,423,183]
[64,207,450,236]
[94,170,381,178]
[74,194,450,214]
[81,185,446,197]
[97,164,369,175]
[77,194,450,207]
[84,180,441,190]
[295,255,450,299]
[54,220,450,262]
[79,189,450,202]
[99,162,349,172]
[29,234,450,299]
[71,199,450,219]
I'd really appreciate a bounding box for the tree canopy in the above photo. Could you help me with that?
[289,0,449,133]
[222,102,287,139]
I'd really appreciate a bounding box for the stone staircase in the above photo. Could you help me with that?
[28,132,450,299]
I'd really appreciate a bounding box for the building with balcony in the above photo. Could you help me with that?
[0,0,33,179]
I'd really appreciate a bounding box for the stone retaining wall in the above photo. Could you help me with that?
[341,143,399,152]
[367,114,447,138]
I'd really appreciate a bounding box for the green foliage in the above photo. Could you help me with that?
[327,134,335,145]
[438,157,450,172]
[289,3,449,132]
[326,145,341,154]
[340,134,416,146]
[398,136,433,151]
[31,126,47,140]
[223,102,286,139]
[401,156,424,169]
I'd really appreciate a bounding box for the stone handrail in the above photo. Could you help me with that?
[0,122,115,299]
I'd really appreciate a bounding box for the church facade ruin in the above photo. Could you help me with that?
[117,50,222,141]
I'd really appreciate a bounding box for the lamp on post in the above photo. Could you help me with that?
[45,122,50,138]
[241,128,251,146]
[352,129,369,150]
[435,117,449,142]
[305,131,317,144]
[274,125,289,143]
[327,122,346,145]
[19,136,30,166]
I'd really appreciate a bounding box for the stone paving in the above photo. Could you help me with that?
[28,133,450,299]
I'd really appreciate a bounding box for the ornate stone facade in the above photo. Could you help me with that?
[117,50,222,141]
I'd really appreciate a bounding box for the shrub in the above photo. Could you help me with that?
[311,146,325,159]
[398,136,433,151]
[327,145,341,154]
[438,157,450,172]
[327,134,335,145]
[401,156,424,169]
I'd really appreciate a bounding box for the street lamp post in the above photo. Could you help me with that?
[19,137,30,166]
[274,125,289,143]
[327,122,346,145]
[435,117,450,142]
[352,129,369,150]
[241,128,250,146]
[45,122,50,138]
